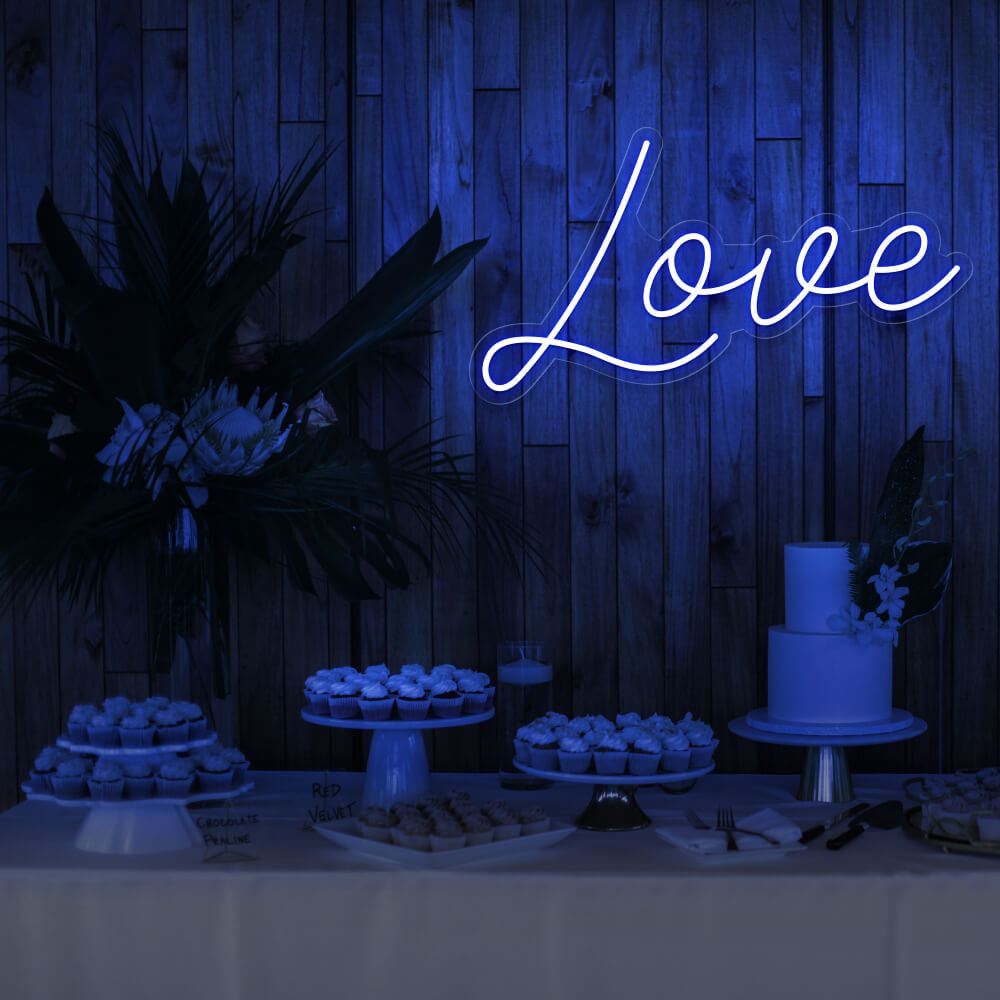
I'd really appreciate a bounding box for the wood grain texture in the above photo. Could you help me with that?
[142,0,184,29]
[280,0,325,122]
[755,0,801,140]
[474,0,519,89]
[325,0,350,239]
[354,0,381,95]
[142,28,186,190]
[859,0,903,183]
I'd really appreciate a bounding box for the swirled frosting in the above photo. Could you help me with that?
[364,663,391,682]
[56,758,88,778]
[398,681,427,700]
[119,714,151,730]
[360,681,389,700]
[92,761,123,781]
[158,761,191,780]
[632,733,662,755]
[596,732,628,752]
[559,735,589,753]
[430,678,459,697]
[660,729,690,751]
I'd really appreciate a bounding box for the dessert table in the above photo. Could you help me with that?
[0,771,996,1000]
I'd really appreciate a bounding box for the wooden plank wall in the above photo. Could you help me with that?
[1,0,997,809]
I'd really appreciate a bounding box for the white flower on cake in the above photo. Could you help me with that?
[827,600,900,647]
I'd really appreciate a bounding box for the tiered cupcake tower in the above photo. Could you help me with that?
[23,696,252,855]
[301,663,494,808]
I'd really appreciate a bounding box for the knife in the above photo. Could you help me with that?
[799,801,870,843]
[826,800,903,850]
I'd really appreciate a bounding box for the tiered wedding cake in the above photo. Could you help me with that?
[766,542,892,726]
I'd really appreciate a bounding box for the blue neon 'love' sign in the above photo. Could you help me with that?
[473,129,970,400]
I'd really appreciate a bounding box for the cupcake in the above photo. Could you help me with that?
[303,677,332,714]
[327,678,362,719]
[628,733,662,776]
[457,673,489,714]
[358,680,394,721]
[86,712,120,748]
[174,702,208,740]
[460,812,494,846]
[101,696,133,723]
[221,748,250,785]
[87,760,125,801]
[527,727,559,770]
[67,704,99,743]
[556,735,593,773]
[385,674,407,695]
[119,713,155,748]
[430,678,464,719]
[513,725,536,764]
[30,747,69,793]
[679,715,718,767]
[358,806,395,842]
[196,753,235,794]
[390,814,432,851]
[592,732,629,775]
[396,681,431,721]
[329,666,359,683]
[363,663,391,683]
[518,806,551,835]
[659,728,692,772]
[122,762,155,798]
[430,663,459,680]
[155,760,195,798]
[143,696,171,712]
[399,663,427,680]
[476,672,496,708]
[429,817,467,851]
[51,757,89,799]
[153,708,189,745]
[616,711,642,728]
[487,809,521,841]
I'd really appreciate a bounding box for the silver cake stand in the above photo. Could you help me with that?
[513,760,714,831]
[729,711,927,803]
[301,708,494,809]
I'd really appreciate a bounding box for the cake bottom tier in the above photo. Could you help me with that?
[767,625,893,725]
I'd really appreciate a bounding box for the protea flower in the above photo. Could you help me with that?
[182,379,291,477]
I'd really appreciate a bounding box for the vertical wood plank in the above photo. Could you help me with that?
[951,0,998,768]
[428,0,479,771]
[755,0,801,139]
[142,0,184,29]
[568,222,617,717]
[615,1,663,714]
[709,0,756,588]
[325,0,350,240]
[474,89,522,770]
[904,0,952,441]
[474,0,518,89]
[711,588,758,772]
[567,0,614,223]
[5,0,52,242]
[187,0,233,191]
[521,0,567,445]
[803,396,825,540]
[354,0,381,95]
[280,0,324,122]
[142,28,186,190]
[858,0,903,183]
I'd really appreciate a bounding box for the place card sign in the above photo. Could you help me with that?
[196,811,260,850]
[473,127,971,400]
[305,776,357,827]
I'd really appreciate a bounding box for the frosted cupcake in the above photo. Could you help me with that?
[67,704,99,742]
[358,680,394,721]
[518,806,551,835]
[513,725,537,764]
[358,806,395,842]
[196,754,235,794]
[122,761,155,798]
[51,757,89,799]
[174,702,208,740]
[429,678,464,719]
[396,680,431,721]
[593,732,629,775]
[461,812,494,846]
[363,663,391,683]
[119,713,155,748]
[329,666,359,683]
[385,674,407,695]
[102,696,132,723]
[680,716,718,767]
[659,728,692,772]
[527,727,559,770]
[556,735,592,773]
[399,663,427,680]
[87,760,125,801]
[390,814,432,850]
[153,708,189,745]
[155,760,194,798]
[430,663,458,680]
[86,712,120,748]
[429,817,467,851]
[487,809,521,841]
[304,677,333,714]
[143,696,171,712]
[458,673,489,714]
[30,747,68,793]
[327,678,362,718]
[221,748,250,785]
[628,733,662,776]
[616,712,642,728]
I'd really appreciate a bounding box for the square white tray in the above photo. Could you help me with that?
[654,821,808,866]
[313,818,575,869]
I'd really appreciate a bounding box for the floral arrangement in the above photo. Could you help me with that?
[0,131,523,694]
[828,426,954,646]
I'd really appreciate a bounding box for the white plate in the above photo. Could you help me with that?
[313,817,575,869]
[654,821,808,866]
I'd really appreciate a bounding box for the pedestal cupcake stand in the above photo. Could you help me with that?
[513,760,715,831]
[729,710,927,803]
[301,709,494,809]
[21,733,255,855]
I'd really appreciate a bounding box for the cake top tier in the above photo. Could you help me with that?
[784,542,857,634]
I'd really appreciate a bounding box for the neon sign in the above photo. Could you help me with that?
[473,129,971,400]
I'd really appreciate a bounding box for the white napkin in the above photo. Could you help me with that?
[658,808,802,855]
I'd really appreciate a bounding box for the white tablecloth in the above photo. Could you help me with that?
[0,771,996,1000]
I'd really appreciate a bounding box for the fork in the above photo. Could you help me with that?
[717,806,739,851]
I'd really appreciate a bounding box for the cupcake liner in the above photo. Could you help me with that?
[327,696,360,719]
[50,775,86,799]
[513,739,532,764]
[156,722,190,745]
[660,748,692,772]
[119,727,155,748]
[396,698,430,722]
[627,751,660,776]
[29,771,53,794]
[86,725,120,748]
[305,692,331,715]
[124,776,155,799]
[463,829,494,847]
[87,778,125,802]
[197,769,235,794]
[529,746,559,771]
[484,686,495,708]
[557,749,593,774]
[231,763,250,786]
[430,832,467,851]
[491,822,522,841]
[688,739,719,768]
[461,691,489,714]
[67,722,90,743]
[430,695,464,719]
[359,697,395,721]
[593,750,628,775]
[154,775,194,799]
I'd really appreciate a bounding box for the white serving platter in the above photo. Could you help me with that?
[313,817,575,869]
[654,819,808,866]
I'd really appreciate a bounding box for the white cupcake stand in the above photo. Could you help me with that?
[23,733,254,854]
[729,710,927,803]
[514,760,715,831]
[301,708,494,809]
